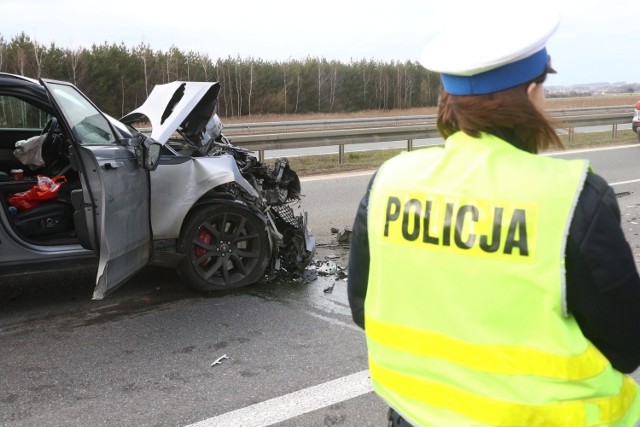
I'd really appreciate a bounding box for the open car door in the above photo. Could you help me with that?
[41,79,152,299]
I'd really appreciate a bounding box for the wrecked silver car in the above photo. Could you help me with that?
[0,74,315,299]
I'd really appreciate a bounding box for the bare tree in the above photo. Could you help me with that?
[65,48,81,85]
[295,74,301,114]
[395,66,402,108]
[164,49,174,83]
[328,61,338,111]
[16,48,26,76]
[201,53,211,81]
[133,42,152,97]
[314,59,330,112]
[282,63,288,114]
[404,65,414,107]
[33,41,45,78]
[362,66,371,108]
[185,51,192,80]
[426,69,433,105]
[247,61,253,116]
[234,62,242,116]
[226,62,235,116]
[0,37,4,72]
[376,70,389,110]
[317,62,323,111]
[215,62,230,116]
[121,75,126,117]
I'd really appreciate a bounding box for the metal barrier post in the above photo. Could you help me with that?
[339,144,345,164]
[408,139,414,151]
[612,124,618,139]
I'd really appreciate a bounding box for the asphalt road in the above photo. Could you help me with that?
[2,143,640,426]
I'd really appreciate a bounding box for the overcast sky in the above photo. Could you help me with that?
[0,0,636,87]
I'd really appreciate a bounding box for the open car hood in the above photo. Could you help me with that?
[121,81,221,145]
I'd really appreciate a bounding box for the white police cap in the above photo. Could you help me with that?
[420,4,559,95]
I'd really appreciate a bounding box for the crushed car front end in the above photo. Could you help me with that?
[121,81,315,290]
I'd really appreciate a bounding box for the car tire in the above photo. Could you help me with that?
[177,203,271,291]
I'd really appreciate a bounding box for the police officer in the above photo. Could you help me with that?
[348,5,640,426]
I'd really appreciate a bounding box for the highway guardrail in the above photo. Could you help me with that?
[224,107,634,162]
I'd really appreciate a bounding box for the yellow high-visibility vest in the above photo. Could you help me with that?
[365,131,640,426]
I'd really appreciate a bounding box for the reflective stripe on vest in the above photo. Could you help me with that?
[364,131,640,426]
[369,357,638,426]
[366,316,607,380]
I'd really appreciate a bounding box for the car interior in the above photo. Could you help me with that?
[0,96,82,246]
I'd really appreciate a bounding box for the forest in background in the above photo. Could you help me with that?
[0,33,442,119]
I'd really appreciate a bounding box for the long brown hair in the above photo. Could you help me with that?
[436,79,562,154]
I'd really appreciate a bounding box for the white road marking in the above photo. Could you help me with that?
[301,170,374,182]
[305,311,363,332]
[185,370,373,427]
[549,144,640,156]
[610,179,640,187]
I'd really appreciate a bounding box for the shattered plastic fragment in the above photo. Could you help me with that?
[337,228,352,244]
[211,354,228,367]
[317,261,337,275]
[301,269,318,283]
[335,268,348,280]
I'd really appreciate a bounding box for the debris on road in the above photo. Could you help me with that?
[303,256,349,295]
[306,258,348,278]
[317,260,337,275]
[270,232,350,289]
[211,354,228,367]
[336,228,351,244]
[329,226,352,245]
[318,226,352,248]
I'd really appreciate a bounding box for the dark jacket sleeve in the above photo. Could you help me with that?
[566,172,640,373]
[347,174,376,329]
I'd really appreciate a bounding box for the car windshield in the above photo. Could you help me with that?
[46,82,116,146]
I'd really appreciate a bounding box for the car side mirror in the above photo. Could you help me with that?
[130,134,161,172]
[142,139,162,172]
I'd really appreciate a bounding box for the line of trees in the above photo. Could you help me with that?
[0,33,441,119]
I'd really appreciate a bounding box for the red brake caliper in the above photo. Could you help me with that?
[195,228,213,265]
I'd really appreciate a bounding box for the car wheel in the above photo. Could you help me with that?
[177,204,271,291]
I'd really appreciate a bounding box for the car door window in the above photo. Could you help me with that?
[45,84,116,146]
[0,96,49,129]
